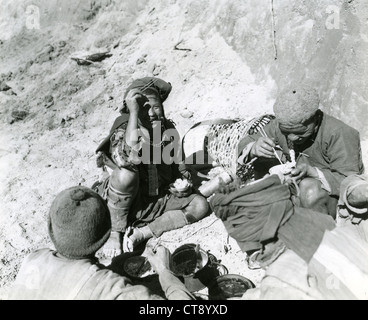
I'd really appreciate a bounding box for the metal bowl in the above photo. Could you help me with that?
[208,274,255,300]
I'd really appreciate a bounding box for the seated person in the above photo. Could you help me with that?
[237,84,364,218]
[95,77,209,257]
[8,186,195,300]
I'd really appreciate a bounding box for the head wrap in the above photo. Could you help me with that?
[120,77,172,114]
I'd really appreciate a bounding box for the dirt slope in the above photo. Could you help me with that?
[0,0,367,299]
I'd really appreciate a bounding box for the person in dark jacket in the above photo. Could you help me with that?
[237,84,364,217]
[95,77,209,258]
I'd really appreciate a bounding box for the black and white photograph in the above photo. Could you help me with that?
[0,0,367,303]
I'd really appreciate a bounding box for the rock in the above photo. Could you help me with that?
[95,69,106,76]
[66,113,77,121]
[11,110,28,121]
[71,57,93,66]
[85,52,112,62]
[59,41,67,48]
[44,44,55,54]
[136,57,146,65]
[44,95,54,108]
[36,45,55,63]
[0,82,11,92]
[152,64,163,76]
[104,94,114,101]
[25,60,34,69]
[180,110,194,119]
[72,51,113,65]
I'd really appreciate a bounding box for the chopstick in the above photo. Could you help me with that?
[258,127,283,164]
[152,239,161,254]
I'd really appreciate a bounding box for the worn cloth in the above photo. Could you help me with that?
[209,174,336,262]
[48,186,111,259]
[238,112,364,197]
[120,77,172,114]
[278,206,336,263]
[241,249,323,300]
[8,249,194,300]
[209,175,294,252]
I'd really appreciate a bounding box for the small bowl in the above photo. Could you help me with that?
[208,274,255,300]
[122,256,155,280]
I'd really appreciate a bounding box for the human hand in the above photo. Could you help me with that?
[290,163,318,182]
[125,89,149,114]
[146,245,171,274]
[250,137,277,159]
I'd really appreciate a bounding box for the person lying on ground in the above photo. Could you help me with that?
[237,84,364,218]
[8,186,195,300]
[95,77,209,258]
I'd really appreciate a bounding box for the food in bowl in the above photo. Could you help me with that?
[173,178,191,192]
[123,256,155,279]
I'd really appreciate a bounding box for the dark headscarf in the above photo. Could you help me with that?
[119,77,172,114]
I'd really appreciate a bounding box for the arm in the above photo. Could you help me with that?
[146,245,195,300]
[237,120,284,164]
[124,89,146,148]
[318,127,364,197]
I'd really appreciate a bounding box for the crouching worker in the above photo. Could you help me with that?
[95,77,209,258]
[8,186,195,300]
[237,84,364,218]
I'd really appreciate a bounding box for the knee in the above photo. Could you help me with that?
[110,168,139,194]
[184,195,210,223]
[298,178,327,208]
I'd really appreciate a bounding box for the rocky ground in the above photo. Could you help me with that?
[0,0,367,300]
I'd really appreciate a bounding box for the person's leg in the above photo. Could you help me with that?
[102,167,139,258]
[297,178,337,218]
[123,195,209,252]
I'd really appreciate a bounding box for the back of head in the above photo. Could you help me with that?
[273,85,320,127]
[48,186,111,259]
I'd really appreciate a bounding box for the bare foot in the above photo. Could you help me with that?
[101,231,123,258]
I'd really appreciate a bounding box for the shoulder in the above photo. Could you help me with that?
[23,248,54,262]
[164,118,177,130]
[96,115,130,153]
[110,115,130,132]
[86,267,155,300]
[322,114,359,136]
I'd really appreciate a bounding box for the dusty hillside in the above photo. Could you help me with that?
[0,0,367,299]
